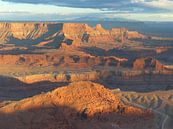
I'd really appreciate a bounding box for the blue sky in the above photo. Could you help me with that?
[0,0,173,21]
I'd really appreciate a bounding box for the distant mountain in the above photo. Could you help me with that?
[72,16,137,22]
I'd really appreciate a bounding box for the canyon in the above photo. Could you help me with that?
[0,22,173,129]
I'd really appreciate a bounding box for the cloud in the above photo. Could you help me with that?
[1,0,173,21]
[2,0,124,8]
[132,0,173,11]
[0,0,101,15]
[0,12,86,21]
[108,12,173,21]
[2,0,173,13]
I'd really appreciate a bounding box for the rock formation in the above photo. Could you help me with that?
[0,81,156,129]
[0,52,128,67]
[0,22,49,42]
[0,22,147,46]
[127,31,146,39]
[156,47,168,54]
[133,57,165,71]
[17,72,99,84]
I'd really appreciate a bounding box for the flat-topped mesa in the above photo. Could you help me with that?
[10,23,49,40]
[62,23,93,40]
[0,22,147,46]
[127,31,146,39]
[62,23,111,38]
[80,24,129,43]
[0,22,49,41]
[61,23,146,43]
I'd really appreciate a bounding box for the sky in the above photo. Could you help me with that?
[0,0,173,21]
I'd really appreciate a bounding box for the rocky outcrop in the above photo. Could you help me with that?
[0,52,128,67]
[0,22,49,42]
[0,81,156,129]
[18,71,99,84]
[62,23,92,40]
[0,22,146,46]
[62,23,128,43]
[133,57,165,71]
[127,31,146,39]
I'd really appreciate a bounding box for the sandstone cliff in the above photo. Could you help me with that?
[127,31,146,39]
[0,52,128,67]
[133,57,165,71]
[0,22,146,46]
[17,71,99,84]
[0,22,49,42]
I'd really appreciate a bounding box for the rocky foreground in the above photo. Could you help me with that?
[0,81,156,129]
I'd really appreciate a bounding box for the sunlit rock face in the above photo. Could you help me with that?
[0,23,49,42]
[0,22,145,45]
[0,81,156,129]
[133,57,165,71]
[127,31,146,39]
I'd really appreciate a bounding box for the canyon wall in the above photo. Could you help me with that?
[0,53,127,67]
[17,71,99,84]
[0,22,146,46]
[127,31,146,39]
[133,57,165,71]
[0,23,50,42]
[62,23,145,43]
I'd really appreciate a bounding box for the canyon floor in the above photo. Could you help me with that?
[0,22,173,129]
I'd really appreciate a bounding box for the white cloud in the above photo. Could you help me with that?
[0,0,173,21]
[132,0,173,11]
[0,0,101,14]
[109,12,173,21]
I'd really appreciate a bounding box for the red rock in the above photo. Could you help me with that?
[133,57,165,71]
[0,81,156,129]
[127,31,146,39]
[0,22,147,46]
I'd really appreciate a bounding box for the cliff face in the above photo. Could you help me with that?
[127,31,146,39]
[0,23,49,42]
[62,23,92,40]
[62,23,146,43]
[0,53,127,67]
[0,22,145,46]
[61,23,128,43]
[133,57,165,71]
[17,71,99,84]
[0,22,64,46]
[10,23,49,40]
